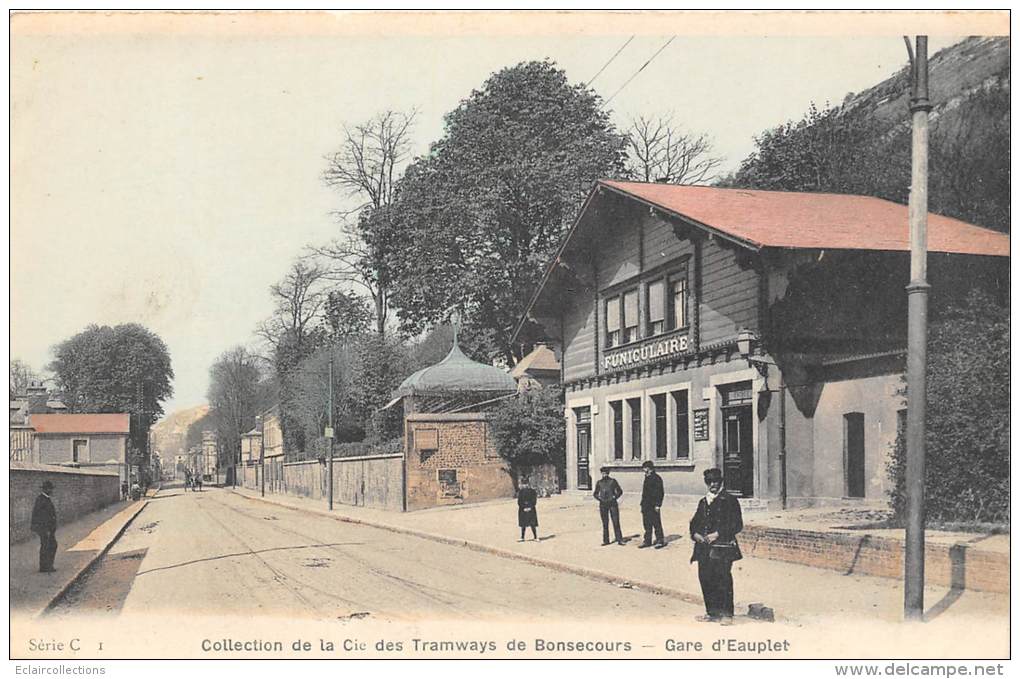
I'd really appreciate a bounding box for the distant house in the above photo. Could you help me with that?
[510,344,561,391]
[261,410,284,492]
[29,413,131,485]
[201,430,218,480]
[240,427,261,465]
[9,381,69,463]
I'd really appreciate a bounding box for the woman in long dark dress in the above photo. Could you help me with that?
[517,477,539,541]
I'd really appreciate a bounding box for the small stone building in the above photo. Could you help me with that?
[396,338,519,511]
[29,413,131,486]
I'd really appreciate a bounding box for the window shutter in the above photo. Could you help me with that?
[672,278,687,328]
[624,290,639,327]
[648,281,665,322]
[606,297,620,332]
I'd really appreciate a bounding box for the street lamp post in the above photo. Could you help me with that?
[327,355,335,511]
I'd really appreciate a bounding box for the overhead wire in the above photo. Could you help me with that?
[604,35,677,106]
[585,35,635,87]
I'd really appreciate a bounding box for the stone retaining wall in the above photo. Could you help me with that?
[10,463,121,544]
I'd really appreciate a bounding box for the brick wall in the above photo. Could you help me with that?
[741,525,1008,594]
[10,463,121,544]
[405,414,516,511]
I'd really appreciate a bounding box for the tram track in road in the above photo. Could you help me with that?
[191,493,366,618]
[197,491,483,619]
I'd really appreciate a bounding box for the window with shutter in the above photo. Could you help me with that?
[606,297,621,348]
[623,290,639,343]
[647,280,665,335]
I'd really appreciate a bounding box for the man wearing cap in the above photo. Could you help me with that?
[639,460,665,549]
[30,480,58,573]
[592,467,624,546]
[689,467,743,624]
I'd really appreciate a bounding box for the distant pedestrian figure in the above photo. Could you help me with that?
[30,480,58,573]
[195,475,203,492]
[639,460,665,548]
[121,481,129,500]
[593,466,624,545]
[690,467,743,625]
[517,477,538,541]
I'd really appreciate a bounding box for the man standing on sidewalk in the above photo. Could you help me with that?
[593,467,624,546]
[689,467,743,625]
[30,480,58,573]
[639,460,665,549]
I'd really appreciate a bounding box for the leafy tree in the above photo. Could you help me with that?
[322,289,372,341]
[381,60,629,365]
[49,323,174,454]
[887,290,1009,524]
[489,386,566,487]
[722,84,1008,234]
[722,102,895,198]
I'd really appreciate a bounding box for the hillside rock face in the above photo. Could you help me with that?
[152,404,209,460]
[728,36,1009,234]
[839,36,1009,134]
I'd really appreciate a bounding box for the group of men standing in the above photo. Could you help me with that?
[593,459,666,548]
[593,462,744,625]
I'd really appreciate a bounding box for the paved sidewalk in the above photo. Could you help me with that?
[229,487,1008,626]
[10,494,151,618]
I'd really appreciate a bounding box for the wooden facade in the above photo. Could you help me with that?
[521,182,1008,506]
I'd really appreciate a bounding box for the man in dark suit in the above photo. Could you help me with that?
[592,466,624,546]
[689,467,743,625]
[30,480,58,573]
[638,460,665,549]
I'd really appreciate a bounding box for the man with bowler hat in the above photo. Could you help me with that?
[689,467,743,625]
[592,466,624,545]
[639,460,665,549]
[31,480,58,573]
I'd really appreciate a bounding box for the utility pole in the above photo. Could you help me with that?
[258,415,265,498]
[903,34,931,622]
[327,355,335,511]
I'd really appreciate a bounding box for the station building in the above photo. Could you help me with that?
[516,180,1008,507]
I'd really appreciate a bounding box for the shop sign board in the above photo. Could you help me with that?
[603,334,689,372]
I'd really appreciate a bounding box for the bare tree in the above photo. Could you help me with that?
[315,109,417,335]
[627,115,723,185]
[256,260,330,352]
[9,359,37,398]
[207,346,263,472]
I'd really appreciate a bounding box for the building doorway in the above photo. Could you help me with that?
[575,407,592,490]
[72,439,87,463]
[844,412,866,498]
[720,383,754,497]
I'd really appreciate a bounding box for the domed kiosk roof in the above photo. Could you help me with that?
[396,342,517,397]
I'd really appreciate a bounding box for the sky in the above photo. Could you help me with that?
[9,11,996,416]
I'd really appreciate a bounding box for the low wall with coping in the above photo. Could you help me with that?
[742,525,1008,594]
[10,463,121,544]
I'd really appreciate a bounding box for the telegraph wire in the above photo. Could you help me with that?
[604,35,677,106]
[585,35,635,87]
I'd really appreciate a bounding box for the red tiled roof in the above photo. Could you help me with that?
[31,413,131,434]
[600,180,1009,257]
[510,345,560,378]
